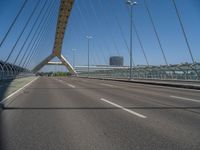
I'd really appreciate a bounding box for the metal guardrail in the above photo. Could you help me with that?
[0,61,34,81]
[77,63,200,81]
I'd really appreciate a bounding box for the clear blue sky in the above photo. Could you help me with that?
[0,0,200,71]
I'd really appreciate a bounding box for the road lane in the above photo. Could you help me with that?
[56,77,200,148]
[74,77,200,98]
[51,77,200,143]
[62,77,200,109]
[0,77,200,150]
[58,77,200,117]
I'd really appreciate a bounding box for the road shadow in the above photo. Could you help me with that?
[0,79,15,102]
[3,106,200,110]
[27,87,117,90]
[0,109,7,150]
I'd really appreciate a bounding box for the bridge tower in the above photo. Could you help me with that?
[32,0,76,74]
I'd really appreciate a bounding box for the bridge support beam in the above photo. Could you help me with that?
[32,0,75,74]
[32,53,76,74]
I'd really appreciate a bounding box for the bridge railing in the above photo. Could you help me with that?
[77,63,200,81]
[0,61,34,81]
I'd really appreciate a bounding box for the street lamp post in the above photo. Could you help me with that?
[86,36,92,77]
[72,49,76,68]
[126,0,137,80]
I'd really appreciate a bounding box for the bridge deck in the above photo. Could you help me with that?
[1,77,200,150]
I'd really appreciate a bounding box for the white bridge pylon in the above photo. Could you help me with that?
[32,0,76,74]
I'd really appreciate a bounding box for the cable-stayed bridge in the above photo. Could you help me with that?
[0,0,199,80]
[0,0,200,149]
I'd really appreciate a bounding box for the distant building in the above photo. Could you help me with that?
[109,56,124,66]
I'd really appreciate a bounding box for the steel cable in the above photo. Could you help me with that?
[0,0,27,47]
[13,0,48,65]
[18,0,55,66]
[5,0,41,63]
[143,0,168,65]
[172,0,195,64]
[22,1,58,68]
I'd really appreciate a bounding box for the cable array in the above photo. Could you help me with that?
[0,0,198,80]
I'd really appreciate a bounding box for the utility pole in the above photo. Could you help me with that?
[126,0,137,80]
[86,36,92,77]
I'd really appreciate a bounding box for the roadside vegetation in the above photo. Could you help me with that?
[36,72,72,77]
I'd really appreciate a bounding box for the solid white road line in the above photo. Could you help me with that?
[100,83,116,88]
[100,98,147,119]
[67,83,75,88]
[170,95,200,103]
[0,77,39,104]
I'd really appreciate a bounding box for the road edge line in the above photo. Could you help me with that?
[170,95,200,103]
[0,76,39,105]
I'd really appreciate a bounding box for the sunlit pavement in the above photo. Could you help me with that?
[0,77,200,150]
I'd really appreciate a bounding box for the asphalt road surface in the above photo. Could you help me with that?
[1,77,200,150]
